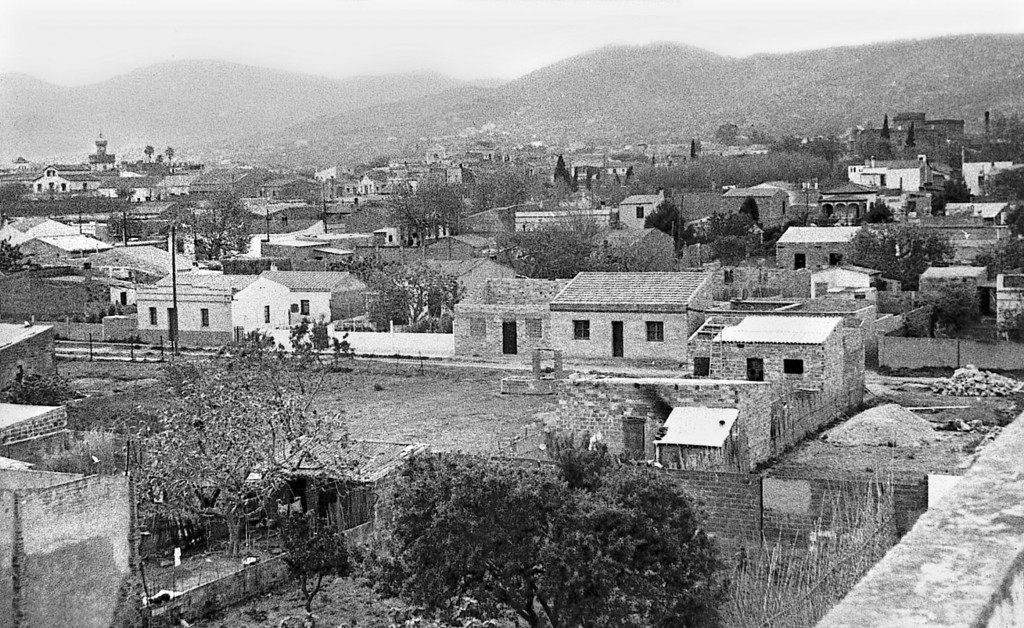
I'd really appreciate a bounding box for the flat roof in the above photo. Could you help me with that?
[921,265,987,280]
[0,323,53,350]
[656,407,739,447]
[0,403,61,429]
[716,315,843,344]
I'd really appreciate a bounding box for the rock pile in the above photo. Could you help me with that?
[825,404,937,447]
[930,365,1023,397]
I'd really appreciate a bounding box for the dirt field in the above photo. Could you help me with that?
[60,358,555,455]
[772,371,1022,476]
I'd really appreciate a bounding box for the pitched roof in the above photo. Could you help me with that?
[550,272,709,313]
[87,245,173,277]
[777,226,861,244]
[156,272,259,291]
[715,315,842,344]
[34,234,113,252]
[5,217,79,237]
[422,258,512,278]
[872,160,925,169]
[620,194,662,205]
[0,323,53,351]
[822,182,876,195]
[259,271,366,292]
[723,187,785,198]
[656,407,739,447]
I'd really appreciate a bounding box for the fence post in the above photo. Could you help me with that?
[160,336,164,363]
[88,333,93,362]
[130,341,135,362]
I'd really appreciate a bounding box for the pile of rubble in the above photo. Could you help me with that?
[825,404,937,447]
[930,365,1024,397]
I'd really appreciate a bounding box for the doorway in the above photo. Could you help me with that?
[746,357,764,381]
[502,321,518,355]
[612,321,624,357]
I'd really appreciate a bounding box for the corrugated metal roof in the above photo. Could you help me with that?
[550,272,709,313]
[777,226,861,244]
[35,234,113,252]
[260,270,365,293]
[715,315,842,344]
[656,407,738,447]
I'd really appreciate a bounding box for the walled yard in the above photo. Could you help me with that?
[60,358,554,454]
[772,371,1022,476]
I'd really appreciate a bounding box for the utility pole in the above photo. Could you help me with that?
[169,223,179,354]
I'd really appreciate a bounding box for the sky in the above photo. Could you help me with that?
[1,0,1023,86]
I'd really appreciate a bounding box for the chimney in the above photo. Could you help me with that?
[985,111,991,135]
[657,187,665,200]
[870,157,876,168]
[270,262,278,272]
[918,154,927,164]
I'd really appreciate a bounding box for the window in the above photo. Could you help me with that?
[783,359,804,375]
[746,357,764,382]
[526,318,543,339]
[470,318,486,338]
[622,417,646,460]
[119,291,128,306]
[723,269,734,285]
[264,305,271,324]
[693,357,711,377]
[794,253,806,270]
[573,320,590,340]
[60,183,67,192]
[149,307,157,326]
[646,321,664,342]
[636,206,645,219]
[200,308,210,327]
[829,253,843,266]
[300,299,310,316]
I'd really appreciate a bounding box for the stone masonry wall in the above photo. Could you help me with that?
[550,311,693,365]
[0,406,68,446]
[0,325,55,390]
[453,303,552,359]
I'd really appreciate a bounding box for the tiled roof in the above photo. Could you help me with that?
[777,226,861,244]
[715,315,842,344]
[921,265,987,280]
[620,194,662,205]
[88,246,173,277]
[550,272,709,313]
[822,182,876,195]
[656,407,739,447]
[723,187,784,198]
[451,234,493,248]
[260,271,365,293]
[156,272,259,291]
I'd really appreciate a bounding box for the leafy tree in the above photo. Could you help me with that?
[138,350,348,555]
[553,155,572,189]
[690,139,699,160]
[279,513,351,616]
[0,240,27,273]
[880,114,890,141]
[989,168,1024,201]
[645,198,682,254]
[375,452,723,628]
[905,123,916,148]
[508,216,602,279]
[864,201,894,223]
[976,238,1024,278]
[144,145,155,162]
[165,146,175,163]
[1007,206,1024,238]
[1,373,75,405]
[715,123,739,145]
[849,224,954,290]
[739,196,759,223]
[931,177,972,215]
[365,261,462,330]
[927,283,977,336]
[469,165,532,211]
[191,192,251,259]
[389,181,467,241]
[0,182,27,207]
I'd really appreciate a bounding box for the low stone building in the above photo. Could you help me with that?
[454,278,570,358]
[919,265,990,315]
[996,272,1024,334]
[776,226,861,271]
[0,324,55,390]
[0,403,68,447]
[548,271,711,364]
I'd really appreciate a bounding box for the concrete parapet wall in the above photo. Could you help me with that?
[817,411,1024,627]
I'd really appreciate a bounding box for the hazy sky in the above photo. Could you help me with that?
[2,0,1023,85]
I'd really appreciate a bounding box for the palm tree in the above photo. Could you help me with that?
[165,146,175,163]
[144,145,155,162]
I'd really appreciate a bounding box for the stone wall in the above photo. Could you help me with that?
[879,336,1024,371]
[0,325,55,389]
[775,241,855,272]
[39,316,139,342]
[708,266,813,301]
[1,474,137,628]
[0,275,111,321]
[550,310,693,365]
[0,405,68,446]
[454,303,552,359]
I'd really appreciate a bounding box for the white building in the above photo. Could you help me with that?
[848,156,932,192]
[962,161,1024,196]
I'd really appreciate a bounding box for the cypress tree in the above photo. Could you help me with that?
[553,155,570,187]
[881,114,890,140]
[690,139,698,159]
[906,123,916,148]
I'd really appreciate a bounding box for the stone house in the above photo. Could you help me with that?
[19,234,113,265]
[454,278,570,358]
[688,315,851,397]
[136,273,259,346]
[776,226,861,271]
[811,265,884,301]
[722,186,790,227]
[817,183,879,224]
[848,156,933,192]
[423,234,494,260]
[617,190,665,230]
[257,177,319,201]
[0,323,55,390]
[422,258,516,296]
[232,271,368,333]
[919,265,990,315]
[548,272,712,364]
[942,202,1010,227]
[30,165,100,197]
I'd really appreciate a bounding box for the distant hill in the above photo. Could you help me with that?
[4,35,1024,167]
[235,34,1024,167]
[0,60,491,163]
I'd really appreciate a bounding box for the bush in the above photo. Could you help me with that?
[1,373,76,405]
